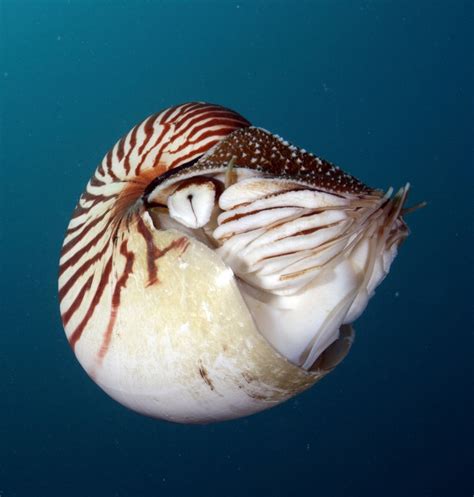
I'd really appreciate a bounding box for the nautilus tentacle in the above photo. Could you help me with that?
[59,102,413,423]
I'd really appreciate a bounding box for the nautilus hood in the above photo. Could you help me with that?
[59,102,415,423]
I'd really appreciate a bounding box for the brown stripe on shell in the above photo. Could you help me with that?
[61,211,114,259]
[106,149,119,181]
[97,239,135,362]
[69,254,114,351]
[70,191,117,220]
[59,216,116,276]
[61,274,94,326]
[65,207,109,237]
[116,135,126,162]
[134,124,169,176]
[123,124,139,175]
[138,114,160,155]
[136,215,189,286]
[89,175,107,188]
[59,240,111,302]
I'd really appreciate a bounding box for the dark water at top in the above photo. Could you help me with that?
[1,1,472,496]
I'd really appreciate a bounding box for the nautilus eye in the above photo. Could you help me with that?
[59,102,420,424]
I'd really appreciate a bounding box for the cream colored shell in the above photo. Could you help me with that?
[75,215,345,423]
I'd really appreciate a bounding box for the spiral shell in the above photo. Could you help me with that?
[59,102,411,423]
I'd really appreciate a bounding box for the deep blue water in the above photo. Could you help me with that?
[1,1,472,496]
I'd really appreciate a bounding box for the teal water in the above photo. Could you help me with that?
[1,1,472,496]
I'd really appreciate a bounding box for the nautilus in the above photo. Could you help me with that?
[59,102,417,423]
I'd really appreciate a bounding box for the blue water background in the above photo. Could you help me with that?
[1,1,472,496]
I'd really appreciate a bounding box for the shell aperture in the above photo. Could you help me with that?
[59,102,413,423]
[146,126,410,369]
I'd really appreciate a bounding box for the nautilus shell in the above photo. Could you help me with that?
[59,102,414,423]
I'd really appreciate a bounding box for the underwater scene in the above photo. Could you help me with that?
[1,1,472,496]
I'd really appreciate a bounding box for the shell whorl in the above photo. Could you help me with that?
[59,102,250,359]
